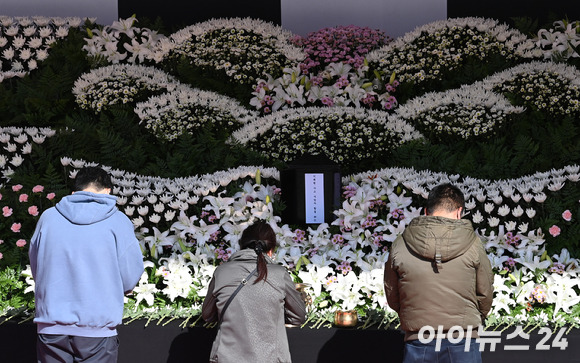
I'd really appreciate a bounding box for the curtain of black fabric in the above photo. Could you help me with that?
[447,0,580,27]
[118,0,281,31]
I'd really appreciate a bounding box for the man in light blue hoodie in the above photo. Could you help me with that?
[29,166,144,363]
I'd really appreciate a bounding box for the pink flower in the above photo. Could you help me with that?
[32,185,44,193]
[12,184,23,192]
[0,239,3,244]
[549,225,561,237]
[16,239,27,247]
[2,206,13,217]
[0,193,2,200]
[562,210,572,222]
[19,194,29,202]
[0,252,3,259]
[46,193,56,200]
[28,205,39,216]
[11,223,22,233]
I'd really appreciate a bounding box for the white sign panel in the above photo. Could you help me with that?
[305,173,324,224]
[0,0,118,26]
[281,0,446,39]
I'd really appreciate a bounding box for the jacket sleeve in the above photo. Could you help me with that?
[475,241,494,319]
[29,212,45,279]
[283,271,307,326]
[383,243,401,313]
[201,277,218,322]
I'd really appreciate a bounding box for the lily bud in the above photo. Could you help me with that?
[255,169,261,185]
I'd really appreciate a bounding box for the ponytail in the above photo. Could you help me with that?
[239,221,277,283]
[253,239,268,283]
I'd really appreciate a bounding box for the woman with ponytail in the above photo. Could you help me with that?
[202,221,306,363]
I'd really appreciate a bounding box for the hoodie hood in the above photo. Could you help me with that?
[55,191,118,225]
[402,216,478,263]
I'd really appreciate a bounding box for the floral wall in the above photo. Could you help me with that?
[1,14,580,330]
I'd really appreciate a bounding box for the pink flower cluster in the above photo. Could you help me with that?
[342,185,358,198]
[291,25,390,75]
[549,262,566,274]
[1,183,56,250]
[504,231,521,247]
[336,260,353,275]
[331,234,346,247]
[529,284,548,304]
[293,228,306,243]
[503,257,517,271]
[546,210,574,239]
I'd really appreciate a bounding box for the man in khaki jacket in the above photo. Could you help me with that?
[384,183,494,363]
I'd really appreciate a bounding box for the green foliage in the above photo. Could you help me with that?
[138,129,277,178]
[538,182,580,256]
[388,109,580,180]
[510,17,541,37]
[38,105,274,179]
[0,267,34,317]
[162,56,253,104]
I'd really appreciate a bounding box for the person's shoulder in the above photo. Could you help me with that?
[38,206,59,219]
[267,262,291,277]
[267,262,287,270]
[108,208,134,225]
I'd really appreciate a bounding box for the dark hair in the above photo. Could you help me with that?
[239,221,277,283]
[74,167,113,192]
[425,183,465,215]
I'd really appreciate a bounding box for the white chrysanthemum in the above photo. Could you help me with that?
[229,106,423,164]
[135,85,257,141]
[72,64,182,112]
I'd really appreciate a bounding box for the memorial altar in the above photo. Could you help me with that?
[2,320,579,363]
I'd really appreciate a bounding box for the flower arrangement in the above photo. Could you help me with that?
[59,156,280,232]
[479,61,580,117]
[91,163,580,328]
[394,85,525,140]
[536,19,580,61]
[229,107,423,165]
[163,17,305,86]
[1,14,580,333]
[0,127,56,181]
[72,64,182,112]
[483,229,580,329]
[0,16,87,80]
[82,15,167,65]
[0,182,57,268]
[366,17,540,95]
[290,25,390,75]
[0,126,60,266]
[249,62,399,114]
[135,85,257,141]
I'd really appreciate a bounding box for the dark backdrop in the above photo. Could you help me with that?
[117,0,580,32]
[447,0,580,28]
[118,0,281,31]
